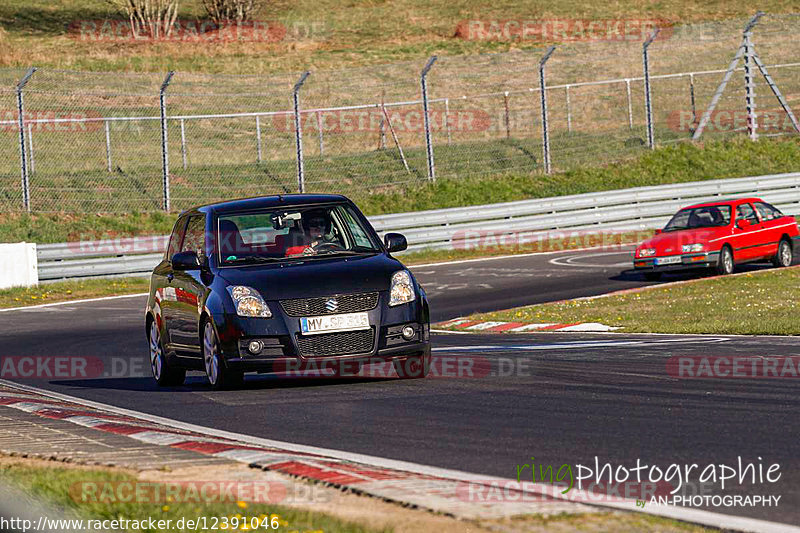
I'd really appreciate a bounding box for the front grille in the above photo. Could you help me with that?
[281,292,379,317]
[296,329,375,357]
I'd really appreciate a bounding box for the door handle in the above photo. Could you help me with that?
[167,273,174,283]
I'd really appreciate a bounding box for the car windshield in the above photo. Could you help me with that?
[217,204,381,265]
[663,205,732,232]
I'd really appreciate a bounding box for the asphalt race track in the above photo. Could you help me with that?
[2,246,799,525]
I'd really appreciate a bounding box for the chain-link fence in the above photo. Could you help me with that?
[3,14,800,213]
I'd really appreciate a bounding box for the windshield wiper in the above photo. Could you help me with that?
[224,256,281,264]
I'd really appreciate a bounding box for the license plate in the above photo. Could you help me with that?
[656,256,682,265]
[300,312,370,335]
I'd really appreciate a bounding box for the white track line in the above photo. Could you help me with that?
[0,292,148,313]
[408,244,636,268]
[0,379,796,533]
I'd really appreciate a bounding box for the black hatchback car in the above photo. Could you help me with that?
[145,194,431,389]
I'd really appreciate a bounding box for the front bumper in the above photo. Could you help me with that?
[214,291,430,372]
[633,251,720,272]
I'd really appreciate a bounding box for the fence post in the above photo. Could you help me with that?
[293,71,310,193]
[503,91,511,139]
[642,28,660,150]
[27,123,35,175]
[625,79,634,129]
[180,118,188,169]
[565,85,572,133]
[104,120,112,172]
[316,111,324,155]
[539,46,555,175]
[159,71,175,212]
[420,56,438,181]
[256,116,263,163]
[743,31,758,141]
[444,97,451,145]
[689,73,697,124]
[16,67,36,212]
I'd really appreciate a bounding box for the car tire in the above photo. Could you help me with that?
[716,246,734,276]
[772,239,793,268]
[149,319,185,387]
[393,354,430,379]
[643,272,661,281]
[203,321,243,390]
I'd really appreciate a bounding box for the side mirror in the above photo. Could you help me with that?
[654,229,662,235]
[384,233,408,253]
[736,219,751,230]
[171,251,200,270]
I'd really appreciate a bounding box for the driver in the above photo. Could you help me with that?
[285,209,333,256]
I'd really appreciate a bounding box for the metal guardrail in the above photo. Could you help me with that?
[36,171,800,281]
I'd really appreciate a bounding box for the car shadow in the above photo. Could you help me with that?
[612,261,790,283]
[47,372,397,392]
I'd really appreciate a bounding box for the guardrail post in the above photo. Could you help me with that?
[159,71,175,212]
[421,56,438,181]
[16,67,36,212]
[539,46,555,174]
[293,71,310,193]
[643,28,659,149]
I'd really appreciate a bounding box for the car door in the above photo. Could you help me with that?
[753,201,784,258]
[733,202,761,262]
[169,214,207,356]
[159,216,188,347]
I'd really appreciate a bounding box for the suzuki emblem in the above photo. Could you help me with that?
[325,298,339,312]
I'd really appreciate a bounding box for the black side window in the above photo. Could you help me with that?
[754,202,783,221]
[165,218,188,260]
[736,203,758,223]
[181,215,207,260]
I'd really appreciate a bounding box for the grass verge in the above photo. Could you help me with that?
[456,266,800,335]
[0,462,383,533]
[0,277,149,309]
[0,458,719,533]
[3,136,800,244]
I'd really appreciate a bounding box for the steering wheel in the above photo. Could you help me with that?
[310,242,343,253]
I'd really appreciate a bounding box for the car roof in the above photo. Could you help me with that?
[683,197,763,209]
[184,194,351,216]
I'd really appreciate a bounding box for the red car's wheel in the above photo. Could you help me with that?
[772,239,793,268]
[715,246,734,276]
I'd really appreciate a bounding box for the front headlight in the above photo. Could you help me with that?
[638,248,656,257]
[682,243,705,253]
[227,286,271,318]
[389,270,416,306]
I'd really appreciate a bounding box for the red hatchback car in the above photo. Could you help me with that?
[634,198,799,280]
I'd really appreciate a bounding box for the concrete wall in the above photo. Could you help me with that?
[0,243,38,289]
